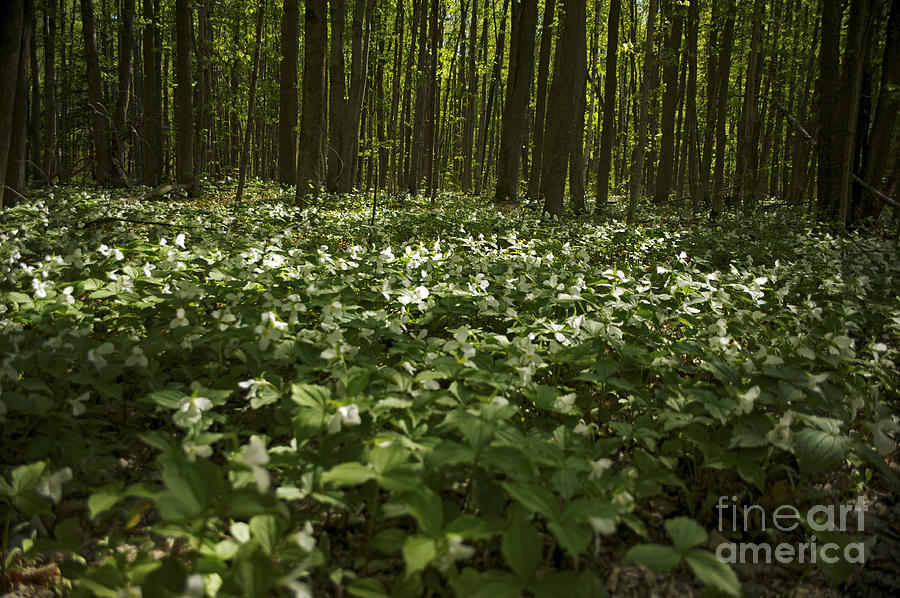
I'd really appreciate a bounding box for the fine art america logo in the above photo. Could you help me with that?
[714,495,868,565]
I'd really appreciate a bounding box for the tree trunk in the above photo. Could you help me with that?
[855,0,900,220]
[5,0,31,202]
[142,0,162,186]
[568,0,588,213]
[43,0,57,181]
[296,0,328,202]
[627,0,658,225]
[474,0,509,194]
[278,0,300,185]
[653,0,683,203]
[526,0,555,201]
[113,0,135,184]
[236,0,267,201]
[462,0,479,192]
[495,0,538,202]
[407,0,430,193]
[595,0,621,214]
[174,0,194,187]
[81,0,115,185]
[736,0,764,214]
[541,0,587,217]
[710,0,735,218]
[685,0,700,212]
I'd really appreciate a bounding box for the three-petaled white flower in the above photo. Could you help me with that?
[183,442,213,462]
[69,392,90,417]
[37,466,72,504]
[439,535,475,571]
[240,436,270,492]
[327,404,362,434]
[178,396,213,424]
[169,307,189,329]
[589,458,612,479]
[294,521,316,552]
[124,345,149,368]
[87,342,114,369]
[443,327,475,358]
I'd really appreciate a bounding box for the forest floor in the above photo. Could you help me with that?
[0,182,898,597]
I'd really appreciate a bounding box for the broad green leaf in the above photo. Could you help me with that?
[322,462,377,486]
[794,427,849,476]
[684,549,741,596]
[664,517,708,553]
[402,536,436,573]
[502,513,541,581]
[624,544,681,571]
[503,482,560,519]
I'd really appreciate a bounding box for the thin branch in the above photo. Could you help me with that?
[853,174,900,210]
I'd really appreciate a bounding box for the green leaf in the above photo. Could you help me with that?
[290,383,330,408]
[402,536,436,573]
[405,488,443,537]
[11,461,47,494]
[794,427,849,476]
[88,486,124,518]
[624,544,682,571]
[249,514,279,555]
[322,462,377,486]
[684,549,741,596]
[502,513,541,581]
[665,517,709,553]
[503,482,560,519]
[347,577,389,598]
[547,521,591,557]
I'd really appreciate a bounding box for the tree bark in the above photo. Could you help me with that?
[81,0,115,185]
[495,0,538,202]
[113,0,135,184]
[527,0,555,201]
[627,0,658,225]
[710,0,735,218]
[855,0,900,220]
[142,0,162,186]
[653,0,684,204]
[296,0,328,202]
[174,0,194,188]
[462,0,479,192]
[736,0,764,214]
[541,0,587,217]
[5,0,31,202]
[278,0,300,185]
[595,0,621,214]
[43,0,57,181]
[236,0,267,202]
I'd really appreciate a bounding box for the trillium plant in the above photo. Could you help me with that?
[0,187,896,597]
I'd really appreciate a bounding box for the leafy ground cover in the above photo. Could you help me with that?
[0,184,898,597]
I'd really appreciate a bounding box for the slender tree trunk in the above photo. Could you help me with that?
[335,0,373,192]
[142,0,162,185]
[541,0,587,217]
[527,0,555,200]
[856,0,899,220]
[43,0,57,181]
[5,0,32,201]
[80,0,115,185]
[474,0,509,194]
[736,0,764,214]
[627,0,658,225]
[710,0,735,218]
[595,0,621,214]
[28,11,40,185]
[278,0,300,184]
[653,0,683,203]
[174,0,194,187]
[407,0,430,192]
[685,0,700,212]
[387,0,404,190]
[236,0,267,201]
[113,0,135,184]
[462,0,478,191]
[296,0,327,202]
[568,0,588,213]
[495,0,538,201]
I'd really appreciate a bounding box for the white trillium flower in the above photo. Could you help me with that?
[555,392,577,410]
[175,233,186,249]
[589,458,612,479]
[69,392,90,417]
[169,308,189,328]
[736,385,761,415]
[439,535,476,571]
[327,404,362,434]
[182,574,205,598]
[240,437,271,492]
[294,521,316,552]
[37,466,72,504]
[125,345,149,368]
[178,396,213,424]
[61,286,75,305]
[87,342,115,369]
[183,442,213,462]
